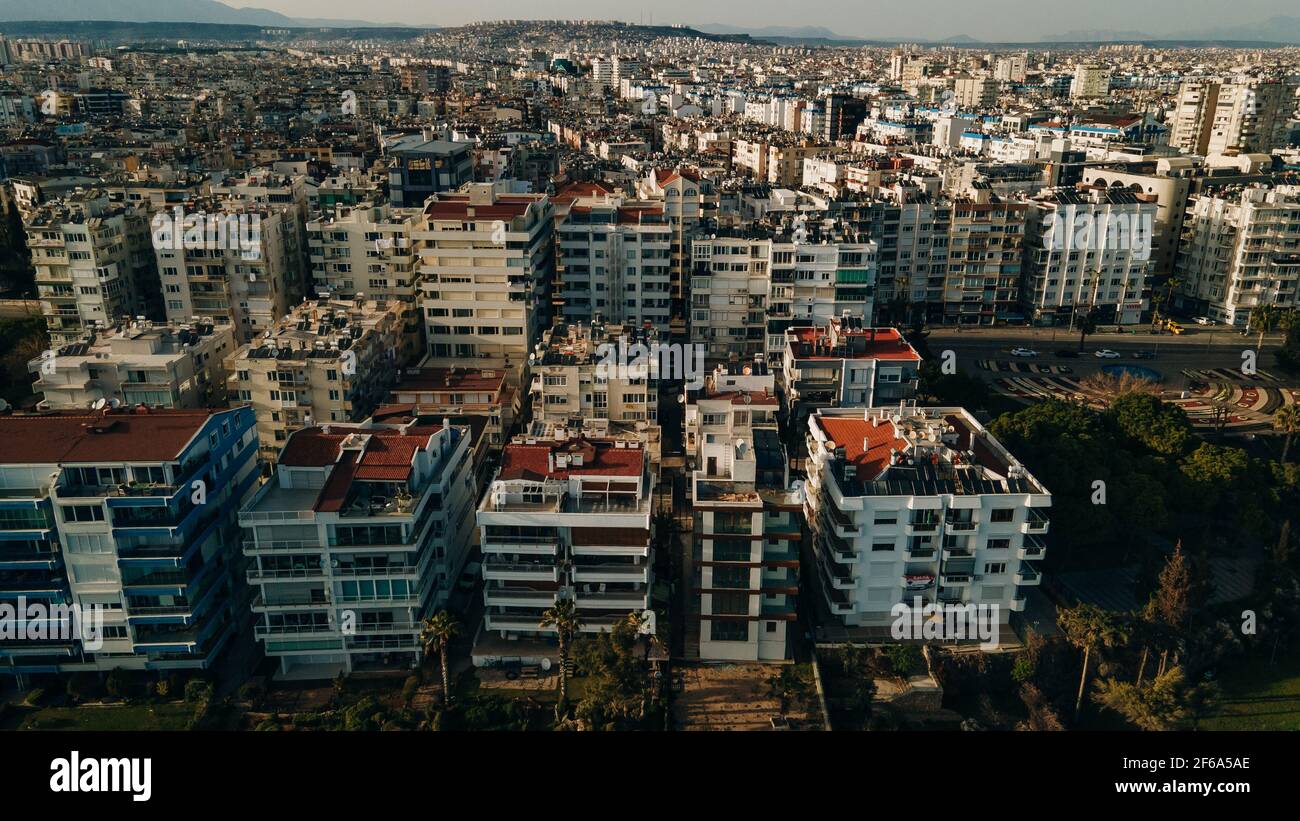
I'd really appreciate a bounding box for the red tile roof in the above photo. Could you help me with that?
[788,326,921,361]
[816,417,908,481]
[391,368,506,394]
[499,438,644,481]
[0,409,219,465]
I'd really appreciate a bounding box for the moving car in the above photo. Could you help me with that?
[1010,348,1038,357]
[1131,350,1156,360]
[1094,349,1121,359]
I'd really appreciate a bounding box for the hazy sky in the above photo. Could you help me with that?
[241,0,1298,40]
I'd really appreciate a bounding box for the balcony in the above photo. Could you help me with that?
[574,589,649,608]
[254,623,336,638]
[481,537,560,556]
[1015,563,1041,587]
[246,566,328,583]
[242,539,324,554]
[1008,595,1027,612]
[944,515,976,532]
[942,546,973,561]
[483,561,559,582]
[571,564,649,583]
[1017,536,1047,561]
[939,573,972,586]
[484,588,558,608]
[905,544,937,560]
[251,592,330,612]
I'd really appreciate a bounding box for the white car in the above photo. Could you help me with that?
[1194,316,1214,326]
[1010,348,1038,358]
[1094,349,1121,359]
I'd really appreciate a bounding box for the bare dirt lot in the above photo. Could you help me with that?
[672,663,819,731]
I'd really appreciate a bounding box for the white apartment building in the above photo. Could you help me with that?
[554,189,673,331]
[636,168,706,339]
[473,431,655,664]
[226,296,404,462]
[29,318,235,411]
[157,202,305,343]
[783,318,922,425]
[1024,187,1158,326]
[689,366,799,661]
[25,189,158,347]
[1070,63,1111,100]
[805,406,1051,634]
[307,202,421,302]
[1171,78,1300,156]
[690,233,770,362]
[529,322,659,431]
[240,422,475,677]
[1174,184,1300,327]
[416,184,554,376]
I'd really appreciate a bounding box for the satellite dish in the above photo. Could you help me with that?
[108,398,121,408]
[0,398,9,412]
[540,657,552,672]
[92,398,107,410]
[677,394,685,404]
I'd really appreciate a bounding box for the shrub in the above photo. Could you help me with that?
[66,672,99,703]
[104,667,130,698]
[401,675,419,705]
[184,679,214,705]
[255,719,280,731]
[154,680,170,699]
[238,680,264,703]
[22,687,46,707]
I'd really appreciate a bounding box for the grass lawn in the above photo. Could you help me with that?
[1200,652,1300,731]
[15,702,196,731]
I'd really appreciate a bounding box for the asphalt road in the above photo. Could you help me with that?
[924,327,1289,385]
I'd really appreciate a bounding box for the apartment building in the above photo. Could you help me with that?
[416,184,554,375]
[553,188,673,331]
[690,233,771,362]
[473,431,655,663]
[1070,63,1111,99]
[1171,78,1299,156]
[1174,184,1300,327]
[1024,187,1158,326]
[25,189,158,347]
[688,362,799,661]
[804,405,1050,634]
[943,197,1030,325]
[0,407,259,682]
[636,168,706,340]
[29,318,235,411]
[529,322,660,432]
[240,422,475,677]
[226,296,404,462]
[157,201,305,343]
[386,137,474,209]
[387,366,517,449]
[783,318,922,426]
[307,201,421,302]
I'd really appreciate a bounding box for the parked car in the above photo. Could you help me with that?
[457,562,482,591]
[1054,349,1079,358]
[1094,349,1122,359]
[1194,316,1214,326]
[1010,347,1038,357]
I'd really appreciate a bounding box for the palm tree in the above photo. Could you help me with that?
[1076,308,1099,353]
[1058,602,1128,721]
[539,598,582,713]
[1249,305,1276,352]
[419,611,460,705]
[1274,404,1300,463]
[1158,276,1181,326]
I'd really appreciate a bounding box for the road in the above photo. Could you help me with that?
[924,326,1288,385]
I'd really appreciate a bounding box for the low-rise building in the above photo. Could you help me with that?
[783,318,921,427]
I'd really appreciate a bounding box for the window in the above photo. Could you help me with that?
[989,508,1015,523]
[984,562,1007,575]
[712,592,749,615]
[871,541,895,552]
[710,620,749,642]
[712,566,750,589]
[765,622,777,634]
[873,513,898,525]
[987,538,1011,550]
[62,505,105,523]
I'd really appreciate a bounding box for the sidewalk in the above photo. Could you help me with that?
[925,325,1283,348]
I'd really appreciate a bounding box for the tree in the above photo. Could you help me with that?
[1273,404,1300,463]
[1076,308,1100,353]
[1249,305,1277,352]
[420,611,461,705]
[539,598,582,714]
[1057,603,1127,721]
[766,666,811,717]
[570,611,656,730]
[1093,666,1220,730]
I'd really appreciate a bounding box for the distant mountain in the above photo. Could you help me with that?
[697,23,856,40]
[1174,15,1300,43]
[1042,29,1155,43]
[941,34,982,44]
[0,0,409,28]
